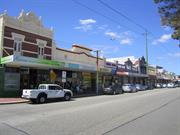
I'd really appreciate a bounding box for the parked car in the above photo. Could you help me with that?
[103,84,123,95]
[122,84,137,93]
[162,84,167,88]
[135,84,144,91]
[175,83,179,87]
[155,83,162,88]
[167,83,176,88]
[22,84,73,103]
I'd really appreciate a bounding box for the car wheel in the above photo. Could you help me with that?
[119,89,123,94]
[37,95,46,104]
[64,93,71,101]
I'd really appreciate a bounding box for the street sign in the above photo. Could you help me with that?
[62,78,66,83]
[62,71,66,78]
[62,71,66,83]
[50,70,57,82]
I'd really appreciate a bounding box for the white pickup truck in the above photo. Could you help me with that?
[22,84,73,103]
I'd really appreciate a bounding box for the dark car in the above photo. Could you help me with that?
[103,84,123,95]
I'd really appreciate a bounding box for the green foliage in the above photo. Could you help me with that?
[154,0,180,40]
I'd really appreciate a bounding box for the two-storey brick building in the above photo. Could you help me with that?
[0,11,108,96]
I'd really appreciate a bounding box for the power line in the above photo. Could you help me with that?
[71,0,142,35]
[72,0,174,58]
[97,0,147,31]
[97,0,176,55]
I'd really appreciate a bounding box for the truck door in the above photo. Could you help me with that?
[54,86,64,98]
[48,86,58,98]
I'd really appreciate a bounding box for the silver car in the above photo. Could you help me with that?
[135,84,144,91]
[122,84,137,93]
[167,83,175,88]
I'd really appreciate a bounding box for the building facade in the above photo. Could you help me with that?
[106,56,148,86]
[0,11,177,97]
[0,11,109,96]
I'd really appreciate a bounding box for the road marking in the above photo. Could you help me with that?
[2,122,31,135]
[102,96,180,135]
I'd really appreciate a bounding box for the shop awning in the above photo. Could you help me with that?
[0,55,65,69]
[116,71,148,77]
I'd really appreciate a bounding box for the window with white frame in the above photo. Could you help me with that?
[38,46,44,56]
[12,33,25,55]
[37,39,47,59]
[13,37,22,54]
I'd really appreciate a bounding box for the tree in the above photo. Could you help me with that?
[154,0,180,40]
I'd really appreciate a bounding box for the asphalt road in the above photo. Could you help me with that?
[0,88,180,135]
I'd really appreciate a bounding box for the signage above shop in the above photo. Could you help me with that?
[0,55,14,64]
[0,55,65,69]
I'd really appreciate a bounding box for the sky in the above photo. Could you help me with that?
[1,0,180,74]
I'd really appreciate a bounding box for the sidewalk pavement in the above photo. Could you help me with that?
[0,93,98,105]
[0,98,29,105]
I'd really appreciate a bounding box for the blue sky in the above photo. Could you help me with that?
[1,0,180,74]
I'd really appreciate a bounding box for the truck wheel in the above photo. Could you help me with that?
[64,93,71,101]
[30,99,36,104]
[37,95,47,104]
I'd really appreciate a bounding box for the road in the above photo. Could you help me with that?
[0,88,180,135]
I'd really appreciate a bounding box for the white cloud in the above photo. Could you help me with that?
[120,38,132,45]
[74,19,96,32]
[74,25,93,32]
[79,19,96,25]
[158,34,171,43]
[104,30,133,45]
[152,34,171,45]
[168,52,180,58]
[105,31,119,39]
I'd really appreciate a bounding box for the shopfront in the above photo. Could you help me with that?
[0,54,65,96]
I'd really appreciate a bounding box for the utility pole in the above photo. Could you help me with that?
[145,30,148,69]
[144,30,149,86]
[95,50,100,95]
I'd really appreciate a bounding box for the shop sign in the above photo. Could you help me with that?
[15,55,65,68]
[116,71,128,76]
[67,63,79,69]
[148,66,156,76]
[0,55,14,64]
[100,68,111,73]
[80,65,96,71]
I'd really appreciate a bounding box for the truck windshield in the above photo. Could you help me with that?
[38,85,46,89]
